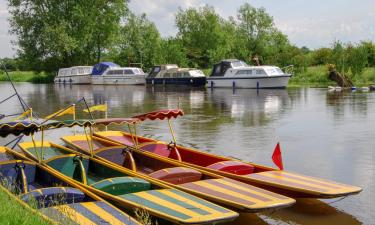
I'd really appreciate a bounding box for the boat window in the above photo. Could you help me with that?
[78,68,83,74]
[164,73,171,78]
[236,70,252,75]
[154,67,161,73]
[71,68,78,75]
[176,73,182,78]
[231,61,247,68]
[183,72,190,77]
[256,69,265,75]
[124,69,134,74]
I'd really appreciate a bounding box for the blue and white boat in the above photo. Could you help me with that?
[146,64,206,87]
[91,62,146,85]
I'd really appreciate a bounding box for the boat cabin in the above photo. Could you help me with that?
[148,64,205,79]
[104,67,145,76]
[54,66,92,83]
[210,59,286,77]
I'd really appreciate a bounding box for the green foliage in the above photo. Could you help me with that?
[311,48,333,65]
[8,0,129,72]
[290,66,375,87]
[0,71,53,83]
[160,38,189,67]
[0,186,52,225]
[176,5,233,68]
[111,13,162,69]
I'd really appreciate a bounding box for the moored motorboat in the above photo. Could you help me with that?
[54,66,93,84]
[207,59,292,89]
[94,109,362,199]
[146,64,206,87]
[17,119,239,225]
[91,62,146,85]
[62,132,296,212]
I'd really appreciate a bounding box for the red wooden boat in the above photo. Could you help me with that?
[94,109,362,199]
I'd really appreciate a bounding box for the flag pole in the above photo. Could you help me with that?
[73,104,76,135]
[105,101,108,131]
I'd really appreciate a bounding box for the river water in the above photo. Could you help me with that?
[0,83,374,225]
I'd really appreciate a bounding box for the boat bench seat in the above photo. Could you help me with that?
[206,161,255,175]
[90,176,151,195]
[149,167,202,185]
[20,187,85,208]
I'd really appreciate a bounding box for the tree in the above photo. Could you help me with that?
[175,5,234,68]
[8,0,128,71]
[233,3,291,66]
[111,13,162,69]
[160,38,189,67]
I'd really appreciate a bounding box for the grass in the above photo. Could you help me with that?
[0,71,54,83]
[0,185,53,225]
[289,66,375,87]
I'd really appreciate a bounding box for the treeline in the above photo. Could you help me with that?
[4,1,375,77]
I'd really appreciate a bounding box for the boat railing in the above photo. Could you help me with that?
[282,65,294,75]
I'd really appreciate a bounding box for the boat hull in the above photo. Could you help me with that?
[92,75,146,85]
[54,74,91,84]
[207,75,291,89]
[146,77,207,87]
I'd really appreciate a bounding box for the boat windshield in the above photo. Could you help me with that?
[265,67,284,75]
[231,61,248,68]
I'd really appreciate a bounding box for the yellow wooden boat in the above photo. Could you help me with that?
[62,134,296,212]
[17,120,238,225]
[93,109,362,199]
[0,147,140,225]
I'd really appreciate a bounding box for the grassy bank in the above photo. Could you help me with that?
[0,186,52,225]
[290,66,375,87]
[0,71,54,83]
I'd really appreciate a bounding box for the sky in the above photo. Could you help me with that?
[1,0,375,58]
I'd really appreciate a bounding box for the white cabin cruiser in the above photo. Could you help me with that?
[91,62,145,85]
[54,66,92,84]
[207,59,292,89]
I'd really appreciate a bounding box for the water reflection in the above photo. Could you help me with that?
[0,83,373,224]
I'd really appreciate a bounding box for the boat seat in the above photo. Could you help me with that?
[20,187,85,208]
[90,176,151,195]
[149,167,202,185]
[139,143,182,161]
[206,161,255,175]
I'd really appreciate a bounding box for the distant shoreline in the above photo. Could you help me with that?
[1,66,374,87]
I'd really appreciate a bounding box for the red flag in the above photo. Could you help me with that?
[272,142,284,170]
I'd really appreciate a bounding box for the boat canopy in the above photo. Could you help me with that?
[0,121,40,137]
[41,120,94,130]
[94,118,139,126]
[92,62,120,76]
[210,59,248,77]
[132,109,184,121]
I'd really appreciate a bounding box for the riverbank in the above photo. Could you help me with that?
[0,71,54,83]
[0,186,52,224]
[289,66,375,87]
[1,67,375,87]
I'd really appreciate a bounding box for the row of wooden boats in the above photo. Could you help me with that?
[0,109,362,225]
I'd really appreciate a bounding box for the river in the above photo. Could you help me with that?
[0,83,374,225]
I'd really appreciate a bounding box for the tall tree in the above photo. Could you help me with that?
[8,0,128,71]
[175,5,234,68]
[111,13,162,69]
[233,3,291,66]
